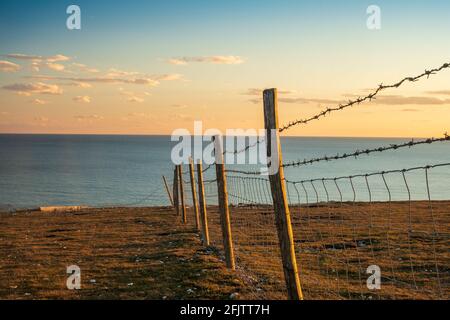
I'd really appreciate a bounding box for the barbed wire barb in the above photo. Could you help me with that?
[279,62,450,132]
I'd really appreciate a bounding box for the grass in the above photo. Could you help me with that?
[0,207,245,300]
[0,201,448,300]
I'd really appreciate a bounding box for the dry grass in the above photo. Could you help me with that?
[1,202,448,300]
[0,207,245,300]
[206,201,450,300]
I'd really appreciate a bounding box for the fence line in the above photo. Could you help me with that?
[166,62,449,300]
[279,62,450,132]
[282,134,449,169]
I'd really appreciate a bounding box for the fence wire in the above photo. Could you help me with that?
[279,62,450,132]
[285,163,449,299]
[173,159,450,300]
[169,61,450,300]
[181,162,450,300]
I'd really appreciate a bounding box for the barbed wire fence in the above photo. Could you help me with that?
[168,62,450,300]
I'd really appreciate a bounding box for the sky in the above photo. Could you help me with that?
[0,0,449,137]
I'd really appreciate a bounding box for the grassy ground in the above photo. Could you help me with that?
[206,201,450,300]
[0,207,245,300]
[1,202,448,300]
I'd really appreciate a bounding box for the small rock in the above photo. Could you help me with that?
[162,296,167,300]
[230,293,239,300]
[90,279,96,284]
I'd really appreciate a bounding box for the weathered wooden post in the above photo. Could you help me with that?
[173,166,179,215]
[162,175,174,207]
[178,165,187,224]
[213,135,235,270]
[189,158,200,230]
[197,163,210,246]
[263,88,303,300]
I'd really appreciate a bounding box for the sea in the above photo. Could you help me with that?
[0,134,449,210]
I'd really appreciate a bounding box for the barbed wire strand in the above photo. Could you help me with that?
[286,162,450,185]
[279,62,450,132]
[283,134,449,168]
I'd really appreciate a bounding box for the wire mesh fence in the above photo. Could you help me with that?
[168,62,450,300]
[172,153,449,300]
[187,163,449,300]
[286,164,449,299]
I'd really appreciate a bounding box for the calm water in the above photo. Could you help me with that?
[0,134,449,210]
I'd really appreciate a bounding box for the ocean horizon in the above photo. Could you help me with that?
[1,133,449,210]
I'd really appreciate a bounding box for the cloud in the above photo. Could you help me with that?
[30,62,66,72]
[119,88,146,103]
[243,88,298,96]
[127,112,154,119]
[72,63,100,74]
[370,95,450,105]
[248,94,342,105]
[5,53,71,72]
[249,92,450,107]
[278,97,342,104]
[33,116,50,127]
[0,60,21,73]
[106,68,139,77]
[127,96,144,103]
[402,108,419,112]
[245,88,316,105]
[46,63,66,72]
[61,81,92,88]
[168,56,245,65]
[5,53,70,62]
[74,114,103,121]
[34,116,49,122]
[2,82,63,95]
[425,90,450,96]
[73,96,91,103]
[172,104,189,109]
[27,75,166,87]
[153,74,183,81]
[167,59,188,66]
[30,99,49,105]
[171,113,194,122]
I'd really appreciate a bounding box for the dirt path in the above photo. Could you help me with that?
[0,207,244,300]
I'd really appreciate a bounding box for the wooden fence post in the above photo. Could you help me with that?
[178,165,187,224]
[189,158,200,230]
[197,163,210,246]
[263,88,303,300]
[162,175,174,207]
[173,166,179,215]
[213,135,235,270]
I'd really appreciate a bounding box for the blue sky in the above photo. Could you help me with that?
[0,1,449,136]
